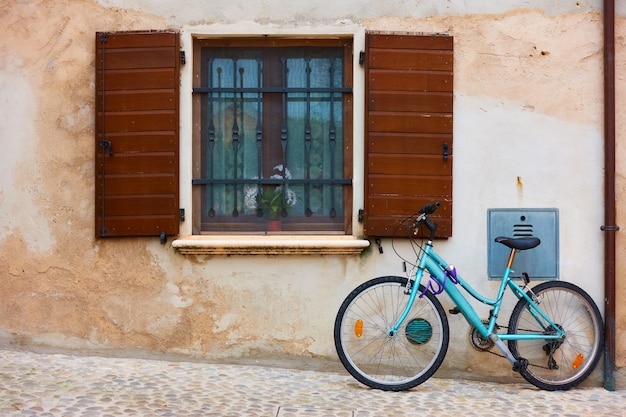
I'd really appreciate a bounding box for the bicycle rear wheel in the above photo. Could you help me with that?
[508,281,603,390]
[334,276,449,391]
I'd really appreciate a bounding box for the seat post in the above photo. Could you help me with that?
[506,249,517,269]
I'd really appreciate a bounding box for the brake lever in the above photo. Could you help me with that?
[411,213,426,235]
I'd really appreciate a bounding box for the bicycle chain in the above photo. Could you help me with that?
[469,324,552,370]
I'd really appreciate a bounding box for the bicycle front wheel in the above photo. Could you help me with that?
[508,281,603,390]
[334,276,449,391]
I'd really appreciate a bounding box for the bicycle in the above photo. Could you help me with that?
[334,202,603,391]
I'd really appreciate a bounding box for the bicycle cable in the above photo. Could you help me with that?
[390,212,429,275]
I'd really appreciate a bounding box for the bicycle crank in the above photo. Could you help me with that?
[467,320,496,352]
[463,321,567,372]
[466,322,553,372]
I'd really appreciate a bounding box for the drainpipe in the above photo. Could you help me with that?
[602,0,617,392]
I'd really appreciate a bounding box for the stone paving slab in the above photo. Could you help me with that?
[0,349,624,416]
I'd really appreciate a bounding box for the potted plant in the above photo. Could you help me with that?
[244,165,297,230]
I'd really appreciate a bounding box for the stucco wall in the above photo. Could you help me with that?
[1,0,621,387]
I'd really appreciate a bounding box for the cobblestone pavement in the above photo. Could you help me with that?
[0,349,624,417]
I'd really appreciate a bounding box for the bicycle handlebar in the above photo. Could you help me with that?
[414,202,441,240]
[419,202,441,215]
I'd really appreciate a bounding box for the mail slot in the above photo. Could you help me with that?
[487,208,559,280]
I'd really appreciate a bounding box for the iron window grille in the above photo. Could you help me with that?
[192,41,353,233]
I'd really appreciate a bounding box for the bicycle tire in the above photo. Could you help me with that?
[508,281,603,390]
[334,276,449,391]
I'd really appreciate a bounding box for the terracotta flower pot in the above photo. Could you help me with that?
[266,219,282,232]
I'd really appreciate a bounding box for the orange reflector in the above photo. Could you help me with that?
[355,319,363,338]
[572,353,584,369]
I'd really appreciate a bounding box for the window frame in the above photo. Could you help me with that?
[190,37,355,235]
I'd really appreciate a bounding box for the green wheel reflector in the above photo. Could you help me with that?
[405,318,432,345]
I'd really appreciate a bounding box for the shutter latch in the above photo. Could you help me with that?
[443,142,449,161]
[99,140,112,155]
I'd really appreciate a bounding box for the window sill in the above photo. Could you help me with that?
[172,235,370,255]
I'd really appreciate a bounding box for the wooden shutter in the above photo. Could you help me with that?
[363,32,453,238]
[95,31,180,237]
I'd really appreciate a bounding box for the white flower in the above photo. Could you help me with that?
[244,183,259,212]
[243,165,297,217]
[272,165,292,180]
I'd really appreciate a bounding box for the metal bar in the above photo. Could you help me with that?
[207,60,217,217]
[204,96,340,105]
[304,57,313,216]
[193,86,353,94]
[230,60,241,217]
[328,58,337,218]
[255,58,264,217]
[279,57,288,217]
[193,178,352,185]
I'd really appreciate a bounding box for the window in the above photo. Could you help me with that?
[192,38,353,234]
[94,31,451,247]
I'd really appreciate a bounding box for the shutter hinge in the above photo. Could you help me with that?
[100,32,108,44]
[180,208,185,222]
[359,51,365,66]
[160,231,167,245]
[180,51,186,65]
[358,209,364,223]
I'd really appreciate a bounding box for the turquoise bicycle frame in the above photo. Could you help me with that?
[390,240,566,365]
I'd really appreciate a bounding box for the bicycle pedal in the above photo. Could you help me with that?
[449,306,461,315]
[512,358,528,373]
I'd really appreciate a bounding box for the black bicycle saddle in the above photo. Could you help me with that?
[495,236,541,250]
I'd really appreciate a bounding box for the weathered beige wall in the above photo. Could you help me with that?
[0,0,620,386]
[0,0,170,348]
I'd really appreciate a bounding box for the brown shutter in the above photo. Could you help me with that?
[364,32,453,238]
[95,31,180,237]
